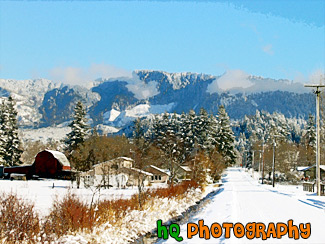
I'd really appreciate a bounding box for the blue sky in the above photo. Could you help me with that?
[0,0,324,84]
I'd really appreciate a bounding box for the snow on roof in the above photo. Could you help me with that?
[180,166,191,172]
[149,165,170,175]
[93,156,134,168]
[118,157,134,161]
[297,165,325,171]
[130,168,153,176]
[297,166,311,171]
[45,150,70,167]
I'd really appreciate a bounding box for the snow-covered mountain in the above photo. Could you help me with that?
[0,70,315,137]
[0,78,60,127]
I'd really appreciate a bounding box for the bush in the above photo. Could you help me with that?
[0,192,40,243]
[43,192,95,238]
[0,180,201,242]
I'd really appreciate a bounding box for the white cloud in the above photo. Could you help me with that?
[294,69,325,84]
[309,69,325,84]
[262,44,274,55]
[48,63,132,86]
[207,69,253,94]
[126,73,160,100]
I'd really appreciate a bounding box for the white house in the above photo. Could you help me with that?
[80,157,134,188]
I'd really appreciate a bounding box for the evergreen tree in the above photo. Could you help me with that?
[216,105,237,165]
[197,108,210,150]
[0,101,7,165]
[183,109,197,157]
[305,114,316,148]
[0,97,22,166]
[65,101,90,152]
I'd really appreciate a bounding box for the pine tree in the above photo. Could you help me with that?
[183,109,197,157]
[65,101,90,152]
[196,108,210,150]
[0,101,7,165]
[216,105,237,165]
[305,114,316,148]
[0,97,22,166]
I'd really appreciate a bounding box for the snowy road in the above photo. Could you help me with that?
[161,168,325,244]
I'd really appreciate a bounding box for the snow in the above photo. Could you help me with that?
[60,187,205,244]
[45,150,70,167]
[105,103,175,127]
[125,104,151,117]
[20,126,71,143]
[149,165,170,175]
[162,167,325,244]
[1,168,324,243]
[136,70,215,90]
[103,109,121,122]
[0,78,60,127]
[125,103,175,118]
[0,179,138,217]
[96,124,120,134]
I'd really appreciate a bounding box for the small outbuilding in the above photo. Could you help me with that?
[297,165,325,181]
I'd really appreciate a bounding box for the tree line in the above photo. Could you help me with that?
[64,102,236,184]
[1,93,324,185]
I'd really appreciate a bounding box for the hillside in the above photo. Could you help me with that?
[0,71,314,133]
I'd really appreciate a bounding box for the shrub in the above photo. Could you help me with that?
[43,192,95,237]
[0,180,201,242]
[0,192,40,243]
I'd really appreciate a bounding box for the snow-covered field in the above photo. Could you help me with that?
[1,168,324,243]
[162,168,325,244]
[0,179,138,217]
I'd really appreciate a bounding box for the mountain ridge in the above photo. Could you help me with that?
[0,70,315,130]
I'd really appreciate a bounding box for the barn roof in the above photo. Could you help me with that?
[45,150,70,167]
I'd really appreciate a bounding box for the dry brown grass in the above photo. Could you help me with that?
[42,192,96,237]
[0,192,40,243]
[0,180,200,242]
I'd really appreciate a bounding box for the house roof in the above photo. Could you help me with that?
[297,165,325,171]
[45,150,70,167]
[93,156,133,169]
[180,166,192,172]
[149,165,170,176]
[118,157,133,161]
[129,168,153,176]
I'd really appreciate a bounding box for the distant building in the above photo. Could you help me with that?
[177,165,192,180]
[146,165,170,184]
[80,158,172,187]
[80,157,134,188]
[122,167,153,187]
[4,150,71,179]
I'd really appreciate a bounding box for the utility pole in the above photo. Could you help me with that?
[261,143,265,184]
[272,139,276,187]
[272,135,281,188]
[252,150,255,177]
[304,83,325,196]
[254,148,264,183]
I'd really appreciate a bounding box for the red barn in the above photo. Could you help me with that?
[33,150,71,178]
[4,150,71,179]
[3,165,34,179]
